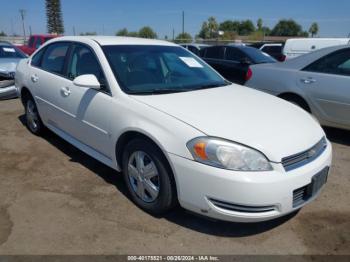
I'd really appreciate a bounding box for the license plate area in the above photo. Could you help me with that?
[293,167,329,208]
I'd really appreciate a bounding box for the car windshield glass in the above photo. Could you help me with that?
[0,44,26,58]
[102,45,228,94]
[242,47,276,63]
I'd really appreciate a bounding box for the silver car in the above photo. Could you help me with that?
[0,41,27,99]
[245,45,350,131]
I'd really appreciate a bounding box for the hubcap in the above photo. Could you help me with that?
[127,151,160,203]
[26,100,39,132]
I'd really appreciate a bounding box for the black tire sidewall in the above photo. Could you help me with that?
[122,139,176,215]
[25,96,44,135]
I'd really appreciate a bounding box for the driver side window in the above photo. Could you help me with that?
[67,44,107,89]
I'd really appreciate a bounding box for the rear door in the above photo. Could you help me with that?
[28,41,72,129]
[222,47,249,84]
[202,46,225,74]
[297,48,350,126]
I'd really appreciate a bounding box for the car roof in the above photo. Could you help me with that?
[0,41,13,46]
[282,44,350,69]
[51,36,177,46]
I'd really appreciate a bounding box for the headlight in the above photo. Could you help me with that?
[187,137,272,171]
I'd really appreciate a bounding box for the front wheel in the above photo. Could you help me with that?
[122,138,177,215]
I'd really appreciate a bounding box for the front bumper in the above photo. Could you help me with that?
[168,140,332,223]
[0,84,18,100]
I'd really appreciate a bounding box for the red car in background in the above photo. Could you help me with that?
[18,34,58,55]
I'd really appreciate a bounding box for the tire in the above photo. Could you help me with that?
[122,138,177,215]
[24,95,45,135]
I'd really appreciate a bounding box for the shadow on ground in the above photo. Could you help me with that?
[324,127,350,146]
[17,114,312,237]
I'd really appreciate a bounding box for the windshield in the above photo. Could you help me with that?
[0,44,26,59]
[242,46,276,64]
[102,45,228,94]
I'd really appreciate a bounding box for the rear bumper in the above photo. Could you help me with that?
[168,140,332,223]
[0,84,18,100]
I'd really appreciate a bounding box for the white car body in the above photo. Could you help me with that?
[283,38,350,60]
[15,36,332,222]
[246,45,350,131]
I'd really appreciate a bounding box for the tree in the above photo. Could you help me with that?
[257,18,263,31]
[128,31,139,37]
[0,31,7,37]
[207,16,219,37]
[309,22,319,37]
[198,21,210,39]
[175,32,192,43]
[45,0,64,34]
[219,20,240,33]
[198,17,219,39]
[116,28,129,36]
[79,32,97,36]
[271,19,304,36]
[239,20,256,36]
[138,26,157,39]
[261,26,271,36]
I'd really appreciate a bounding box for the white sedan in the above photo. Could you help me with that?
[15,36,332,222]
[246,45,350,131]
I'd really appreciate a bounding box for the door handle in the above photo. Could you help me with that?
[60,87,71,97]
[300,78,316,84]
[31,74,39,83]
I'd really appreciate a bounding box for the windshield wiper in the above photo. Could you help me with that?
[194,81,231,90]
[127,88,192,95]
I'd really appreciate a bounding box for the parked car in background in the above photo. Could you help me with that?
[16,36,331,223]
[246,45,350,130]
[283,38,350,60]
[0,41,27,99]
[18,34,58,55]
[250,42,285,61]
[179,43,210,56]
[201,45,276,84]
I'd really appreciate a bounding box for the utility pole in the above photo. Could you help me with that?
[29,26,32,36]
[172,28,175,41]
[182,11,185,35]
[19,9,26,42]
[73,26,76,36]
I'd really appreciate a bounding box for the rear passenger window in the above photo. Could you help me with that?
[225,47,245,61]
[204,47,224,59]
[41,43,69,75]
[304,49,350,76]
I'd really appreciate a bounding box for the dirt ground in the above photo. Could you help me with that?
[0,98,349,255]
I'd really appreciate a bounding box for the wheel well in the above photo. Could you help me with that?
[278,92,311,113]
[116,131,167,171]
[20,87,33,106]
[115,131,178,198]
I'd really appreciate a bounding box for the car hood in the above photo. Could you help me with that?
[0,58,23,74]
[131,85,325,162]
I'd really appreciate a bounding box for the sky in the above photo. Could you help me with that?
[1,0,350,38]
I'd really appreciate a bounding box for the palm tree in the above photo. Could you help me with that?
[46,0,64,34]
[309,22,319,38]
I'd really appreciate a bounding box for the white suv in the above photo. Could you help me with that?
[15,36,332,222]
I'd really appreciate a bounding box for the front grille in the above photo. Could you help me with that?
[209,198,276,213]
[282,137,327,171]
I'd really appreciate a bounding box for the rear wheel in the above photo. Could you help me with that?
[122,138,177,215]
[24,96,45,135]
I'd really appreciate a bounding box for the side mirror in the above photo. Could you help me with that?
[73,74,100,89]
[240,57,251,65]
